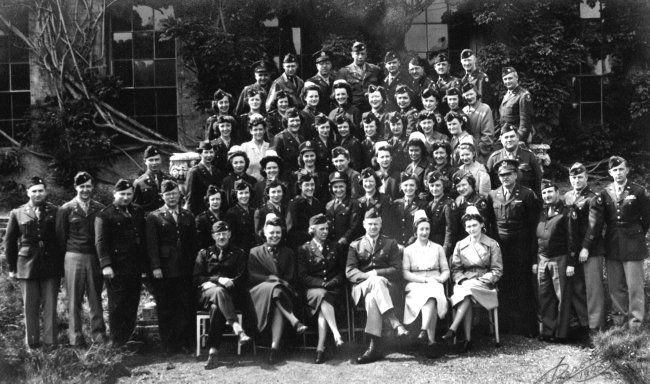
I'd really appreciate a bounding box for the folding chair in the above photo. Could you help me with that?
[196,311,256,357]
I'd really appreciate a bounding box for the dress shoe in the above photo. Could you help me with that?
[356,338,382,364]
[441,329,456,341]
[204,353,219,370]
[314,350,326,364]
[268,348,279,365]
[293,322,308,335]
[460,340,472,353]
[238,331,251,345]
[395,325,409,338]
[417,330,428,343]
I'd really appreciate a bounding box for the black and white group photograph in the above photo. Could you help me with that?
[0,0,649,382]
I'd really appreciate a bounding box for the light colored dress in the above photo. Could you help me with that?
[241,140,270,182]
[403,240,450,324]
[449,234,503,310]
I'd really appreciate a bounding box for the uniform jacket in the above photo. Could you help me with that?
[409,76,434,110]
[498,85,533,141]
[386,136,409,171]
[195,209,222,250]
[486,146,542,197]
[313,136,336,173]
[235,82,270,116]
[461,69,492,108]
[456,192,491,236]
[436,74,461,96]
[248,244,295,289]
[266,73,305,111]
[360,137,376,170]
[265,110,285,144]
[193,244,247,290]
[462,101,495,160]
[390,196,426,245]
[592,181,650,261]
[451,233,502,285]
[211,136,235,174]
[352,192,393,238]
[286,196,325,247]
[185,162,222,215]
[95,203,146,275]
[146,206,197,278]
[221,172,257,208]
[4,202,61,279]
[325,196,357,243]
[329,104,362,134]
[289,169,330,201]
[307,73,337,114]
[535,202,574,264]
[405,158,433,188]
[134,171,170,213]
[271,130,303,174]
[564,187,604,257]
[225,204,256,252]
[332,168,362,200]
[396,106,419,137]
[56,198,105,254]
[337,62,382,110]
[297,239,345,289]
[346,234,401,284]
[362,109,389,139]
[254,201,287,242]
[426,195,457,257]
[383,72,408,112]
[300,106,319,140]
[376,169,400,200]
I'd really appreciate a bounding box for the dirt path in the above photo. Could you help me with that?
[120,335,621,384]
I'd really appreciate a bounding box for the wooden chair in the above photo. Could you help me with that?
[195,311,256,357]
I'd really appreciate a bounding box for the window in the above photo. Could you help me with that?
[110,3,177,140]
[0,11,30,146]
[405,0,450,58]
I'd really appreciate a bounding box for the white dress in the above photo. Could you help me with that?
[241,140,270,182]
[403,240,449,324]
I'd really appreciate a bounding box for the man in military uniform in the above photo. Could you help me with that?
[95,179,146,345]
[266,54,304,112]
[4,176,61,348]
[486,159,540,337]
[431,53,460,116]
[235,60,273,116]
[194,221,250,369]
[462,82,494,163]
[382,51,406,112]
[307,50,337,114]
[134,145,169,213]
[486,123,542,197]
[146,180,197,354]
[564,163,604,342]
[407,56,433,110]
[337,42,382,113]
[56,171,106,346]
[185,141,222,215]
[346,209,408,364]
[592,156,650,329]
[460,49,492,108]
[499,66,533,142]
[271,107,304,177]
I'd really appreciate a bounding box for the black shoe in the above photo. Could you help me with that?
[204,353,219,370]
[441,329,456,341]
[268,348,279,365]
[461,340,472,353]
[356,338,382,364]
[293,322,308,335]
[314,350,326,364]
[417,330,428,343]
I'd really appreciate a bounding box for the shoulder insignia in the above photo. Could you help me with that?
[596,196,603,205]
[484,76,489,83]
[450,202,457,209]
[525,93,532,101]
[479,201,487,209]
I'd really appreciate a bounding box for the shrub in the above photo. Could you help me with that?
[0,148,21,175]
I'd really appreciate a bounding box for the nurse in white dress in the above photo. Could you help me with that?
[402,210,449,354]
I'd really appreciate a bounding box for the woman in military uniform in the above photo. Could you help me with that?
[195,185,226,250]
[390,172,426,246]
[225,182,256,253]
[221,148,258,209]
[425,171,458,259]
[237,88,267,143]
[254,180,288,243]
[297,214,346,363]
[265,90,294,143]
[328,80,361,136]
[205,89,236,140]
[353,167,393,239]
[325,172,357,247]
[385,112,409,171]
[454,172,491,237]
[454,143,490,197]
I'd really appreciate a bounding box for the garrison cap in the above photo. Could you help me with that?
[540,179,557,191]
[426,170,448,184]
[502,66,517,76]
[460,49,474,59]
[408,56,427,68]
[216,115,236,125]
[445,87,461,97]
[313,50,332,64]
[331,146,350,159]
[608,156,626,170]
[205,184,221,198]
[431,53,449,64]
[197,140,213,152]
[74,171,92,186]
[500,123,518,136]
[114,178,133,191]
[297,172,315,184]
[28,176,46,188]
[400,172,419,184]
[309,213,328,227]
[144,145,160,159]
[213,89,232,101]
[461,82,476,94]
[569,162,587,176]
[384,51,399,63]
[160,179,178,193]
[418,110,437,122]
[234,179,250,191]
[351,41,366,52]
[421,87,440,100]
[285,107,301,119]
[212,221,230,233]
[360,167,375,179]
[364,208,380,220]
[388,111,404,124]
[314,114,330,126]
[283,53,298,64]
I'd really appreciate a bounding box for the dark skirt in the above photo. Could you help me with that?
[249,281,295,331]
[304,286,342,317]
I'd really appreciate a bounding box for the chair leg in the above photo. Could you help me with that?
[493,308,500,346]
[196,316,202,357]
[345,291,352,344]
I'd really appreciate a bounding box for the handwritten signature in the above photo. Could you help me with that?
[534,356,612,384]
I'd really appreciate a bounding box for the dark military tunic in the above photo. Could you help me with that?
[185,162,222,216]
[266,73,305,111]
[409,76,434,110]
[498,85,533,141]
[235,82,270,116]
[455,192,491,237]
[329,104,362,135]
[195,209,223,251]
[221,172,257,208]
[396,106,419,137]
[337,135,364,172]
[325,196,357,244]
[425,195,457,258]
[297,239,345,316]
[390,197,427,246]
[286,196,325,249]
[386,136,409,172]
[254,201,287,243]
[486,146,542,197]
[133,170,169,213]
[352,192,393,238]
[461,69,492,108]
[211,137,235,174]
[337,62,382,112]
[382,72,408,112]
[225,203,256,253]
[272,129,304,176]
[313,136,336,173]
[307,73,337,114]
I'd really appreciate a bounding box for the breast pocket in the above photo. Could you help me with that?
[19,219,36,237]
[69,216,83,230]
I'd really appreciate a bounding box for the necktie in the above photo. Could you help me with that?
[504,188,510,200]
[36,205,43,220]
[154,174,159,189]
[334,199,341,210]
[370,238,376,254]
[171,210,178,223]
[547,206,553,217]
[217,248,224,261]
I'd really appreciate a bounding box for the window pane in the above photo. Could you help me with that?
[133,60,154,86]
[0,64,9,91]
[10,36,29,62]
[427,24,448,52]
[135,115,156,130]
[113,60,133,87]
[0,120,12,144]
[427,0,447,23]
[113,88,134,115]
[0,36,9,62]
[134,88,155,115]
[133,31,154,59]
[155,32,175,58]
[581,103,602,125]
[154,6,175,31]
[157,115,177,140]
[12,92,30,119]
[112,32,133,60]
[132,5,154,31]
[155,59,175,86]
[412,10,426,24]
[405,25,428,53]
[11,63,29,90]
[579,76,601,102]
[156,88,176,115]
[0,93,11,118]
[111,12,131,32]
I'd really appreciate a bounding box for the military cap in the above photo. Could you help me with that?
[460,49,474,59]
[374,141,392,154]
[285,107,301,119]
[365,84,386,99]
[205,184,221,198]
[608,156,626,169]
[313,50,332,64]
[540,179,557,191]
[314,114,330,126]
[421,87,440,100]
[426,170,448,184]
[114,178,133,191]
[445,87,461,97]
[364,208,380,219]
[502,66,517,76]
[283,53,298,64]
[445,110,467,124]
[431,53,449,64]
[495,158,520,175]
[412,209,429,228]
[252,60,273,73]
[361,112,381,125]
[212,221,230,233]
[265,216,283,227]
[28,176,46,188]
[197,140,213,152]
[461,82,476,94]
[144,145,160,159]
[360,167,375,179]
[569,162,587,176]
[351,41,366,52]
[260,150,283,170]
[452,171,474,186]
[334,114,353,126]
[74,171,92,186]
[500,123,518,136]
[297,172,315,184]
[431,140,451,153]
[213,89,233,101]
[408,56,427,68]
[418,110,437,122]
[216,115,236,125]
[299,141,316,154]
[309,213,328,227]
[400,172,418,184]
[160,179,178,193]
[234,179,250,191]
[331,146,350,159]
[388,112,404,124]
[384,51,399,63]
[329,171,348,184]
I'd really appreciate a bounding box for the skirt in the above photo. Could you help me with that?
[403,281,448,324]
[450,278,498,310]
[249,281,295,331]
[304,286,342,317]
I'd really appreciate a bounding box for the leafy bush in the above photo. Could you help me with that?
[0,181,27,211]
[0,148,21,175]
